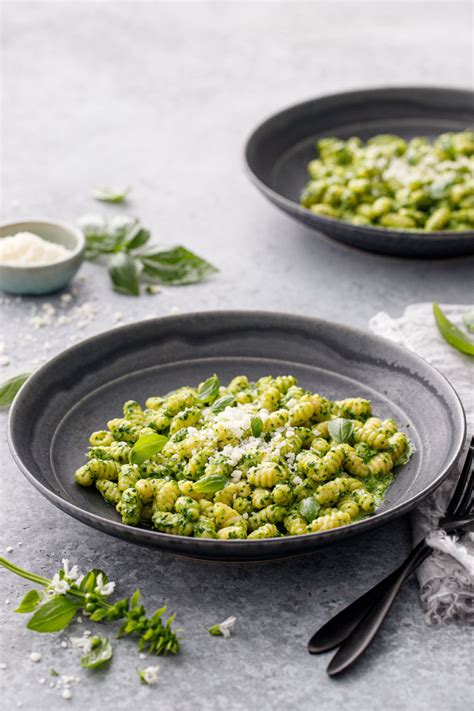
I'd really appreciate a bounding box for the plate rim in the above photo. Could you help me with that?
[7,310,467,553]
[244,85,474,244]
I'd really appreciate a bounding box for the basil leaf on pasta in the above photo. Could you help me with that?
[193,474,228,494]
[129,434,168,465]
[211,395,235,414]
[299,497,321,523]
[251,416,263,438]
[197,374,220,404]
[328,418,355,443]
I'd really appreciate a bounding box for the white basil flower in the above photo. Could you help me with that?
[94,573,115,597]
[49,573,70,595]
[138,664,160,685]
[208,615,236,638]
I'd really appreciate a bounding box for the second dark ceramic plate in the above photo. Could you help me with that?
[8,312,465,560]
[245,87,474,258]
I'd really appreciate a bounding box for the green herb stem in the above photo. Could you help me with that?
[0,557,50,587]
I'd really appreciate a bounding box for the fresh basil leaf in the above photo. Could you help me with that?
[79,568,108,593]
[251,416,263,438]
[462,310,474,334]
[197,374,220,404]
[393,441,415,467]
[108,252,141,296]
[15,589,41,613]
[328,418,355,443]
[123,222,150,252]
[211,395,235,414]
[299,497,321,523]
[93,187,131,203]
[80,636,113,670]
[0,373,31,408]
[433,303,474,356]
[139,245,218,285]
[129,433,168,465]
[26,596,80,633]
[89,608,109,622]
[48,668,60,677]
[193,474,229,494]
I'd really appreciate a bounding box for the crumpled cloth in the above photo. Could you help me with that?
[369,303,474,625]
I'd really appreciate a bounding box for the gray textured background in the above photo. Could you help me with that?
[1,2,473,710]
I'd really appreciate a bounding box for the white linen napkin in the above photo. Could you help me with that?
[369,303,473,625]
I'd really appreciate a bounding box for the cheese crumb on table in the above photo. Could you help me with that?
[30,652,42,663]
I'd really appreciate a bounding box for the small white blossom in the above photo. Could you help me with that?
[94,573,115,597]
[218,616,236,638]
[62,559,81,582]
[139,664,160,685]
[209,616,236,638]
[50,573,70,595]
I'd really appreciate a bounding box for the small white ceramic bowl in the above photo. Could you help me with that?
[0,218,85,295]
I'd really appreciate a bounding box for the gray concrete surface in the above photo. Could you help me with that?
[1,2,473,710]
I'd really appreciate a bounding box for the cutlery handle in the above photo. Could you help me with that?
[326,544,432,676]
[308,539,427,654]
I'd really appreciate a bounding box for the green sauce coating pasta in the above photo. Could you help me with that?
[74,374,413,538]
[300,132,474,232]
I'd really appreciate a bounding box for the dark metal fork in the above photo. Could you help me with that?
[308,436,474,675]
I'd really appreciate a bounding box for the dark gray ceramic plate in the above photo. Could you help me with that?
[245,87,474,258]
[8,311,465,561]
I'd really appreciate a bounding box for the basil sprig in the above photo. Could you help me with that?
[328,418,355,443]
[129,433,168,465]
[197,374,220,404]
[0,372,31,408]
[80,636,113,669]
[93,187,131,203]
[433,303,474,356]
[79,214,217,296]
[0,557,180,656]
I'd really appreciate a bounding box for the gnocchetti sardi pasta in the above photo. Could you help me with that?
[74,374,412,539]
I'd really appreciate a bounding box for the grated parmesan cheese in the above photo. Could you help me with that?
[0,232,70,266]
